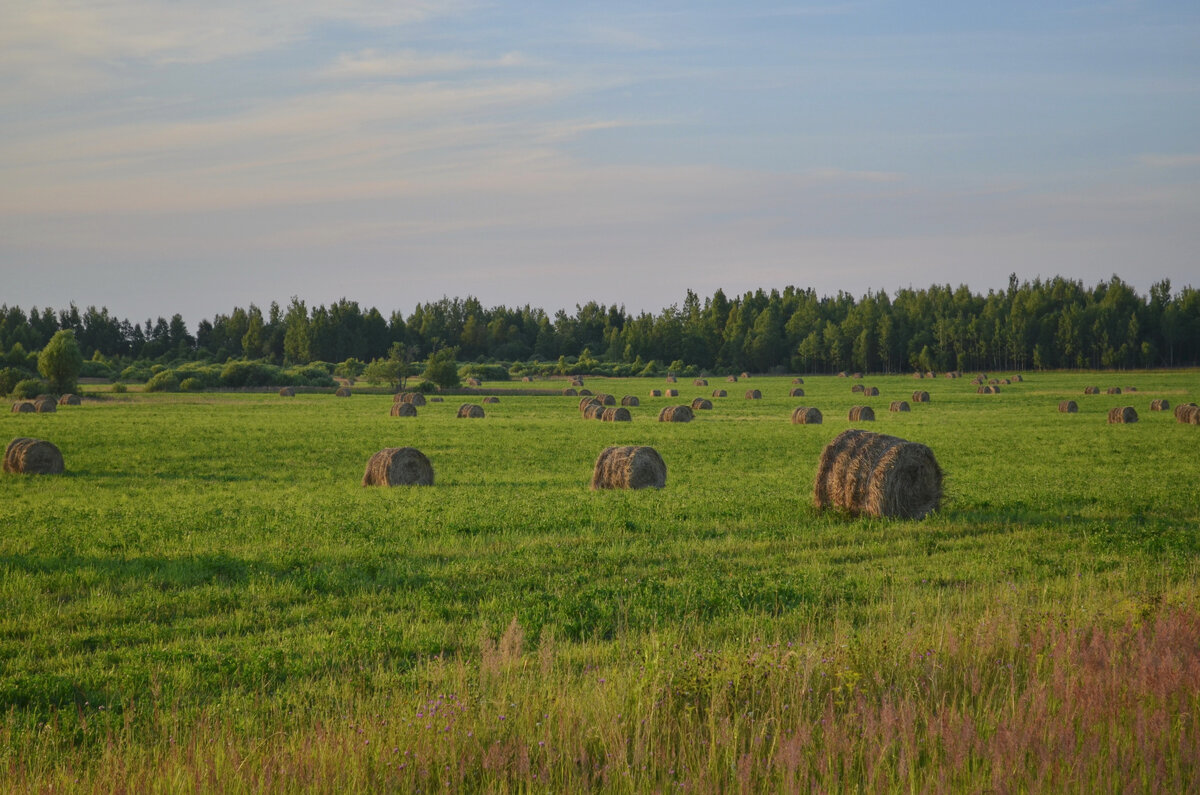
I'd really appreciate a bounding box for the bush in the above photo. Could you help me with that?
[145,371,180,392]
[111,383,128,394]
[120,365,152,383]
[1,367,34,396]
[219,360,280,388]
[79,360,115,379]
[12,379,50,399]
[174,362,222,388]
[179,378,204,392]
[459,363,510,382]
[37,330,83,393]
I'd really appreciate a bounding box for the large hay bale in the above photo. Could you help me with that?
[390,402,417,417]
[851,384,865,394]
[1150,399,1170,411]
[665,389,679,397]
[1058,400,1078,413]
[583,403,607,420]
[58,394,82,406]
[864,387,879,397]
[595,393,616,406]
[457,404,485,418]
[1083,386,1099,395]
[621,395,640,407]
[578,389,593,396]
[988,379,999,385]
[690,397,713,411]
[665,376,677,383]
[335,387,351,397]
[649,389,662,397]
[1107,406,1138,424]
[279,387,296,397]
[361,447,433,487]
[790,388,805,397]
[483,396,500,404]
[1173,403,1197,420]
[658,405,694,423]
[590,446,666,490]
[791,406,822,425]
[562,388,578,396]
[405,393,426,406]
[792,378,804,385]
[848,405,875,422]
[812,429,942,519]
[745,389,762,400]
[1176,404,1200,424]
[466,378,481,387]
[3,437,64,475]
[33,398,56,413]
[580,396,601,412]
[712,389,727,398]
[912,391,930,403]
[693,379,708,387]
[889,401,910,412]
[11,402,34,413]
[601,407,632,422]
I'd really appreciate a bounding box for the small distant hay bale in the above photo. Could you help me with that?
[1000,379,1011,385]
[693,379,708,387]
[1107,406,1138,424]
[812,429,942,519]
[745,389,762,400]
[601,407,632,422]
[404,393,426,406]
[665,376,678,383]
[1058,400,1078,413]
[335,387,351,397]
[691,397,713,410]
[1126,386,1138,393]
[466,378,481,387]
[925,371,935,379]
[1106,387,1122,395]
[889,401,910,412]
[864,387,879,397]
[578,388,593,396]
[583,403,607,420]
[1176,404,1199,424]
[971,377,984,385]
[1013,374,1024,382]
[390,402,417,417]
[33,398,56,413]
[848,405,875,422]
[712,389,727,397]
[563,388,578,396]
[665,389,679,397]
[791,406,822,425]
[727,375,739,382]
[570,377,584,386]
[837,372,848,378]
[852,372,863,379]
[3,437,64,475]
[595,393,616,406]
[978,385,1000,394]
[988,379,999,385]
[580,396,601,412]
[11,402,34,414]
[912,391,930,403]
[429,397,444,402]
[482,396,500,404]
[649,389,662,397]
[913,372,924,379]
[522,376,533,382]
[361,447,433,487]
[590,446,666,490]
[279,387,296,397]
[740,372,750,379]
[621,395,640,406]
[945,372,959,379]
[658,405,694,423]
[457,404,485,418]
[1150,399,1170,411]
[851,384,865,393]
[792,378,804,384]
[1083,386,1099,395]
[58,394,82,406]
[790,388,805,397]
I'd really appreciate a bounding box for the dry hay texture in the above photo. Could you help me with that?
[665,376,678,383]
[790,388,805,397]
[335,387,351,397]
[594,393,616,406]
[690,397,713,411]
[361,447,433,487]
[712,389,727,398]
[889,401,911,412]
[791,406,822,425]
[1176,404,1200,424]
[457,404,485,418]
[649,389,662,397]
[851,384,865,393]
[11,402,34,414]
[913,372,924,379]
[693,379,708,386]
[1058,400,1079,413]
[658,405,694,423]
[1107,387,1122,395]
[590,446,666,490]
[579,396,601,412]
[583,403,607,420]
[852,372,863,379]
[727,375,739,382]
[601,407,632,422]
[578,389,593,396]
[837,372,848,378]
[1127,386,1139,392]
[745,389,762,400]
[1001,379,1011,385]
[621,395,640,407]
[978,385,1000,394]
[33,398,56,413]
[1107,406,1138,424]
[279,387,296,397]
[405,393,427,406]
[912,391,930,403]
[466,378,481,387]
[522,376,533,383]
[3,437,64,475]
[1150,399,1170,411]
[1084,386,1100,395]
[389,402,417,417]
[665,389,679,397]
[1013,374,1024,382]
[58,394,82,406]
[813,429,942,519]
[925,371,935,379]
[482,396,500,404]
[740,372,751,379]
[562,388,578,396]
[792,378,804,385]
[864,387,879,396]
[848,405,875,422]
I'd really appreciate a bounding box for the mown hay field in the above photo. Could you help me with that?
[2,372,1199,792]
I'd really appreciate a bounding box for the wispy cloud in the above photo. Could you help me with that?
[1138,153,1200,168]
[320,49,528,80]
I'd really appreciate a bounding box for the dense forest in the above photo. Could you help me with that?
[3,275,1200,385]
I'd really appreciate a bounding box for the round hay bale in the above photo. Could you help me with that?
[578,389,593,396]
[621,395,640,407]
[591,446,666,490]
[3,437,64,475]
[889,401,910,412]
[579,396,601,412]
[712,389,727,398]
[912,391,930,403]
[1173,403,1197,420]
[466,378,481,387]
[851,384,865,394]
[1177,404,1200,424]
[925,371,935,379]
[583,403,607,420]
[649,389,662,397]
[658,405,694,423]
[1083,386,1099,395]
[1000,379,1011,385]
[944,372,959,379]
[665,376,677,383]
[864,387,879,397]
[913,372,924,379]
[390,402,417,417]
[457,404,485,418]
[361,447,433,487]
[58,394,82,406]
[792,378,804,385]
[690,397,713,411]
[1107,406,1138,424]
[11,402,34,413]
[693,379,708,387]
[482,396,500,404]
[812,429,942,519]
[33,398,56,413]
[335,387,351,397]
[279,387,296,397]
[522,376,533,382]
[837,372,848,378]
[740,372,751,379]
[601,406,632,422]
[665,389,679,397]
[393,392,408,402]
[790,388,805,397]
[1106,387,1122,395]
[1150,399,1170,411]
[988,379,999,385]
[745,389,762,400]
[595,393,616,406]
[727,375,739,382]
[1126,386,1138,392]
[848,405,875,422]
[1013,374,1024,382]
[791,406,822,425]
[405,393,426,406]
[570,377,584,386]
[562,388,578,396]
[1058,400,1078,413]
[429,397,444,402]
[851,372,862,379]
[977,385,1000,394]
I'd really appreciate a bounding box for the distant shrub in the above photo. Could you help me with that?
[79,360,115,379]
[145,371,180,392]
[12,378,49,399]
[284,365,336,387]
[459,363,510,382]
[0,367,33,396]
[111,383,128,394]
[149,364,167,375]
[179,378,204,392]
[174,362,222,388]
[219,360,279,387]
[119,365,152,383]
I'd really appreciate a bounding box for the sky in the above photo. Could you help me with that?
[2,0,1199,324]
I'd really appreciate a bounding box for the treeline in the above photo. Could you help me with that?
[3,275,1200,377]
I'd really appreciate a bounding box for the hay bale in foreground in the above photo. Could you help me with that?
[889,401,910,412]
[693,379,708,387]
[649,389,662,397]
[1058,400,1078,413]
[361,447,433,487]
[864,387,879,397]
[813,429,942,519]
[848,405,875,422]
[4,438,64,474]
[912,391,930,403]
[691,397,713,411]
[621,395,640,406]
[562,388,578,396]
[33,398,56,413]
[745,389,762,400]
[583,403,607,420]
[594,393,616,406]
[58,394,82,406]
[1176,404,1200,424]
[1083,386,1099,395]
[579,396,601,412]
[791,406,822,425]
[578,389,593,396]
[601,407,631,422]
[1150,399,1170,411]
[590,446,666,490]
[658,405,694,423]
[335,387,351,397]
[1107,406,1138,424]
[712,389,727,398]
[11,402,34,413]
[279,387,296,397]
[483,396,500,404]
[790,387,805,397]
[457,404,485,418]
[665,389,679,397]
[390,402,417,417]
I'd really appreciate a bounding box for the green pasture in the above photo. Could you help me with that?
[2,371,1198,789]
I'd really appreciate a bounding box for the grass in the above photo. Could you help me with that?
[2,371,1199,792]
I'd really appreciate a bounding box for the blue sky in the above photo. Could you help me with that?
[2,1,1198,323]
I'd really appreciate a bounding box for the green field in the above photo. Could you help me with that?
[3,372,1199,792]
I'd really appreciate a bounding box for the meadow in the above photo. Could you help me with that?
[2,371,1199,792]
